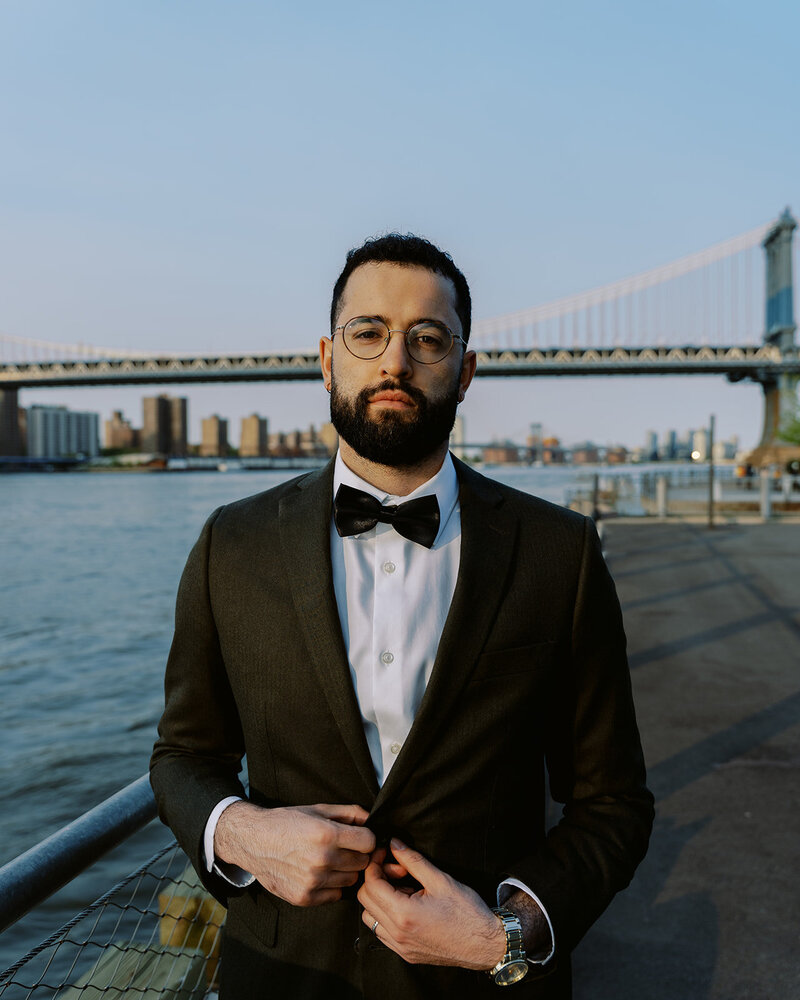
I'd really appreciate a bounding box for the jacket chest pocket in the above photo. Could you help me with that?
[469,640,558,683]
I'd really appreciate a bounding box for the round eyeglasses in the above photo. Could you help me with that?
[333,316,466,364]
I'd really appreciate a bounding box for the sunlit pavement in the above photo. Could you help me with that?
[572,520,800,1000]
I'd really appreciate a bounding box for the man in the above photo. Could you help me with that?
[150,234,653,998]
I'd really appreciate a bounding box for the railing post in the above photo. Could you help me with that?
[760,467,773,521]
[656,476,668,517]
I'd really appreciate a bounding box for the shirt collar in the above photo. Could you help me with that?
[333,451,459,545]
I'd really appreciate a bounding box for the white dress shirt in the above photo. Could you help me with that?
[203,452,554,963]
[330,451,460,783]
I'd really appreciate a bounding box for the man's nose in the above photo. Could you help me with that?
[379,331,414,378]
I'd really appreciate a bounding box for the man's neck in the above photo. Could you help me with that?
[338,440,449,496]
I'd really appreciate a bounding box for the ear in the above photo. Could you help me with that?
[319,336,333,392]
[457,349,477,403]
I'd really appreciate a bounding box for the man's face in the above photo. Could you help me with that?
[320,263,476,468]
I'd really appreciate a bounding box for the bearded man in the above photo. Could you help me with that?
[150,234,653,999]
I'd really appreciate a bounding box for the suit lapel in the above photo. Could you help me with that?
[279,461,379,800]
[373,458,518,809]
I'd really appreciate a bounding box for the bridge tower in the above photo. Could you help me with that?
[746,208,799,468]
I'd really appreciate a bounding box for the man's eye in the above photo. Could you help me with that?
[351,328,383,341]
[410,325,447,349]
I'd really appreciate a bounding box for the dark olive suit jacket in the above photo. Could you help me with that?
[150,456,653,999]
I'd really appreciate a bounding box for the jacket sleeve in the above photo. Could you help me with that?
[150,507,249,904]
[506,516,654,954]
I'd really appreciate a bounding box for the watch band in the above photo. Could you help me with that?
[488,906,528,986]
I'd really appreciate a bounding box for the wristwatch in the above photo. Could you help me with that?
[488,906,528,986]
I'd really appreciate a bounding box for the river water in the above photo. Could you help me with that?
[0,463,598,967]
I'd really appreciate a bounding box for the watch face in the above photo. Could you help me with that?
[495,960,529,986]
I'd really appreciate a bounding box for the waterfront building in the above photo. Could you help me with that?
[713,435,740,461]
[142,394,188,456]
[0,389,24,456]
[104,410,140,450]
[542,437,565,464]
[450,415,466,460]
[285,429,303,454]
[527,422,544,463]
[484,441,521,464]
[692,428,709,462]
[266,424,337,458]
[571,442,600,464]
[27,404,99,459]
[240,414,268,457]
[300,426,318,454]
[661,429,678,461]
[318,422,339,457]
[170,397,188,456]
[644,430,659,461]
[268,430,286,455]
[606,445,629,464]
[200,415,229,457]
[18,407,27,454]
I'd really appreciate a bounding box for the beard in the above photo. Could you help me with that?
[330,373,461,468]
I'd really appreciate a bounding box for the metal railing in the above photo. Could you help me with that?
[565,465,800,521]
[0,778,224,999]
[0,777,157,935]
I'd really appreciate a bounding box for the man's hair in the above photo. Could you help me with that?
[330,233,472,343]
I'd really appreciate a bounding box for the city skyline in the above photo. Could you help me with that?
[19,375,762,452]
[20,391,743,463]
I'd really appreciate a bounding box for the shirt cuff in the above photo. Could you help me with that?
[497,877,556,964]
[203,796,256,887]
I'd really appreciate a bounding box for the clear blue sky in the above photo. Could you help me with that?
[2,0,798,450]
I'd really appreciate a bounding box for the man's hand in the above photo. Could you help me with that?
[357,839,506,970]
[214,801,375,907]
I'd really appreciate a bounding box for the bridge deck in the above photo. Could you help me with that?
[0,344,796,387]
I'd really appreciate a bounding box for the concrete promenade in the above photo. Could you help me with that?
[571,520,800,999]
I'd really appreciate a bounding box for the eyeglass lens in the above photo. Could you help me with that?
[342,318,454,363]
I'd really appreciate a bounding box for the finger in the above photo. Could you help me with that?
[357,884,395,930]
[332,822,377,854]
[310,803,371,826]
[363,855,388,884]
[382,861,409,880]
[320,868,361,889]
[326,847,373,872]
[389,839,444,889]
[359,867,408,915]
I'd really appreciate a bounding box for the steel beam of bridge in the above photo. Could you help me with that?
[1,344,798,388]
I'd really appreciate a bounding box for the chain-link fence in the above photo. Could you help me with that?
[0,843,225,1000]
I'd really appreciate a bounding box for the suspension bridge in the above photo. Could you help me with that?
[1,210,798,462]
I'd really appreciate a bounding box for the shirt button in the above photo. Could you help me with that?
[390,742,402,755]
[380,651,394,664]
[383,561,396,574]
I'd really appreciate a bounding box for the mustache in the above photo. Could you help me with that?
[358,379,427,407]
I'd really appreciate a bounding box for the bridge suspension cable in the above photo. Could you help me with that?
[0,332,178,363]
[472,221,772,350]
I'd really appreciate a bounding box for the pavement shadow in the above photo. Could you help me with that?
[627,610,774,669]
[620,575,740,611]
[572,815,717,1000]
[647,688,800,802]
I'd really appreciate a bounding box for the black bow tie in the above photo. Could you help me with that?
[334,483,440,549]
